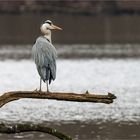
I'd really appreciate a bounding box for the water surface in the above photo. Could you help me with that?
[0,58,140,139]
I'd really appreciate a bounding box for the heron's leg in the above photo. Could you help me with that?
[39,78,42,92]
[46,81,49,93]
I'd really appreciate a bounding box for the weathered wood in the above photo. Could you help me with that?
[0,91,116,139]
[0,123,72,140]
[0,91,116,107]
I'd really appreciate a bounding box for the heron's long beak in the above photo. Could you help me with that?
[51,24,62,30]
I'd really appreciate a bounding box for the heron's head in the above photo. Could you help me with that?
[40,20,62,35]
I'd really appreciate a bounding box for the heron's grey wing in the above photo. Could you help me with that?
[40,39,57,81]
[32,37,57,83]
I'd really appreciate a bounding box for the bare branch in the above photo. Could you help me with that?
[0,123,72,140]
[0,91,116,107]
[0,91,116,139]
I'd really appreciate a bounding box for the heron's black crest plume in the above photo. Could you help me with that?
[44,20,52,25]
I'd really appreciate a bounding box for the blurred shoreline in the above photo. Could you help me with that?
[0,44,140,59]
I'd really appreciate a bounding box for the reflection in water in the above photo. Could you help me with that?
[0,56,140,139]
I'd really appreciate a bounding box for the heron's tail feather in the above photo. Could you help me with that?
[49,72,54,84]
[45,67,53,84]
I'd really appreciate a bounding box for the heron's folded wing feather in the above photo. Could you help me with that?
[32,37,57,80]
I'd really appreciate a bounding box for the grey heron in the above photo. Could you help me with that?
[32,20,62,92]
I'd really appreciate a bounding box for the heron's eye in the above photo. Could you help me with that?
[46,27,51,30]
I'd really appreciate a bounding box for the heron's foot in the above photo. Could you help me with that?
[33,89,43,94]
[46,90,51,93]
[38,89,43,93]
[33,89,38,92]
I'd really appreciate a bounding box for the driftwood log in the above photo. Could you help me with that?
[0,123,72,140]
[0,90,116,139]
[0,91,116,108]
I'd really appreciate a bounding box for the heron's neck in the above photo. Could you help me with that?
[44,32,52,43]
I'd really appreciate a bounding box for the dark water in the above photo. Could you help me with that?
[0,121,140,140]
